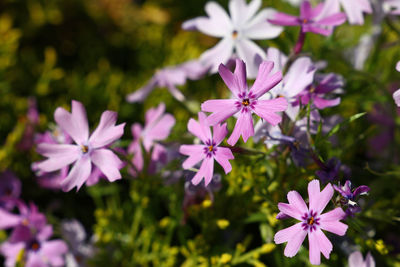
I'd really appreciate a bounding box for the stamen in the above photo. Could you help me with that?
[21,218,29,226]
[208,145,213,152]
[307,217,315,225]
[303,19,308,23]
[81,145,89,153]
[31,242,40,251]
[242,99,250,106]
[232,30,238,39]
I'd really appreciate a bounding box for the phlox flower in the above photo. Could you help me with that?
[0,225,68,267]
[179,112,234,186]
[322,0,372,25]
[333,180,370,217]
[269,0,346,36]
[35,100,125,191]
[128,103,175,176]
[392,61,400,106]
[274,180,348,265]
[126,60,208,103]
[202,59,287,146]
[348,251,375,267]
[183,0,282,77]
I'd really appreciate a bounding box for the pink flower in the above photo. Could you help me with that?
[201,59,287,146]
[126,60,209,103]
[179,112,234,186]
[35,100,125,191]
[348,251,375,267]
[393,61,400,107]
[269,0,346,36]
[128,103,175,176]
[274,180,348,265]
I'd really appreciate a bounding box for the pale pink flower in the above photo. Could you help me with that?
[274,180,348,265]
[348,251,375,267]
[35,100,125,191]
[322,0,372,25]
[201,59,287,145]
[179,112,234,186]
[128,103,175,176]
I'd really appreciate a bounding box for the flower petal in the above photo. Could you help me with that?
[214,147,234,174]
[227,111,254,145]
[180,145,206,169]
[61,156,92,192]
[35,144,80,172]
[202,100,240,126]
[393,89,400,107]
[319,207,346,222]
[196,1,232,37]
[191,156,214,186]
[348,251,364,267]
[365,252,375,267]
[320,221,348,236]
[187,113,212,143]
[41,240,68,266]
[200,38,234,74]
[287,190,308,215]
[212,123,229,146]
[91,149,123,182]
[268,13,300,26]
[218,63,241,97]
[251,61,282,98]
[143,113,175,151]
[277,203,303,221]
[316,183,334,214]
[308,179,321,213]
[89,111,125,149]
[126,78,157,103]
[234,59,248,92]
[0,209,21,229]
[235,39,266,78]
[274,222,306,257]
[252,98,287,125]
[308,230,321,265]
[312,228,333,260]
[243,9,283,40]
[54,100,89,145]
[283,57,315,98]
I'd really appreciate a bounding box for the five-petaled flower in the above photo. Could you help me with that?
[274,179,348,265]
[35,100,125,191]
[179,112,234,186]
[201,59,288,146]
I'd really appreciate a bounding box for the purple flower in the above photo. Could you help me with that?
[333,180,370,217]
[322,0,372,25]
[179,112,234,186]
[315,157,341,183]
[348,251,375,267]
[201,59,287,145]
[392,62,400,106]
[0,171,21,210]
[269,1,346,36]
[298,73,343,110]
[0,225,68,267]
[274,180,348,265]
[126,60,208,103]
[183,0,282,77]
[128,103,175,176]
[35,100,125,191]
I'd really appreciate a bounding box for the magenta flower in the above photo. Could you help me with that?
[201,59,287,146]
[392,61,400,107]
[269,1,346,36]
[182,0,282,77]
[274,180,348,265]
[35,100,125,191]
[126,60,208,103]
[0,225,68,267]
[348,251,375,267]
[128,103,175,176]
[322,0,372,25]
[179,112,234,186]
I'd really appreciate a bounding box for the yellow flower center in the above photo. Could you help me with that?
[307,217,315,225]
[81,145,89,153]
[242,99,250,106]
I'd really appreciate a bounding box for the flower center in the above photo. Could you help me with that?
[208,145,214,152]
[204,140,217,157]
[232,30,238,39]
[21,218,29,226]
[242,98,250,106]
[31,242,40,251]
[81,145,89,153]
[301,210,320,232]
[307,216,315,225]
[303,18,308,23]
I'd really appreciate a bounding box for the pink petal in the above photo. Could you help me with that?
[128,141,143,175]
[308,230,321,265]
[91,149,123,182]
[191,156,214,186]
[61,156,92,192]
[393,89,400,107]
[287,190,308,215]
[315,228,333,259]
[308,179,321,213]
[166,84,186,102]
[143,113,175,151]
[277,203,303,220]
[283,57,315,98]
[35,144,80,172]
[218,62,242,97]
[303,25,332,36]
[54,100,89,145]
[301,1,313,18]
[187,113,211,143]
[0,209,21,229]
[365,252,375,267]
[234,59,248,92]
[235,38,266,78]
[227,111,254,145]
[251,61,282,98]
[319,207,346,222]
[340,0,366,25]
[126,78,157,103]
[214,147,234,174]
[314,96,341,109]
[274,222,306,257]
[41,240,68,265]
[202,100,240,126]
[320,221,348,236]
[89,111,125,149]
[316,183,334,214]
[252,98,287,125]
[180,145,206,169]
[317,13,347,26]
[348,251,364,267]
[212,123,228,146]
[145,103,165,126]
[268,13,300,26]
